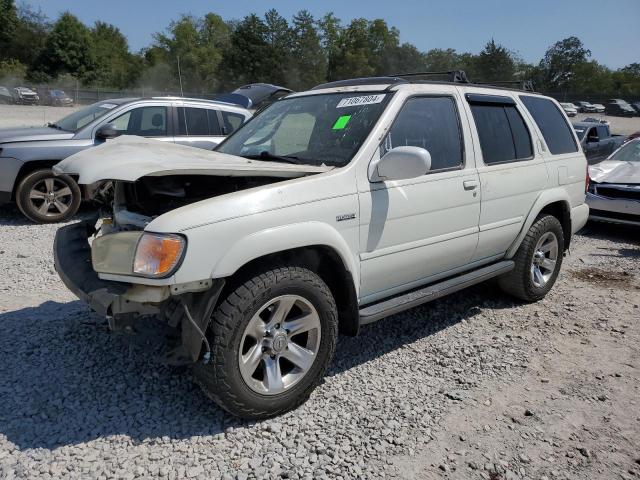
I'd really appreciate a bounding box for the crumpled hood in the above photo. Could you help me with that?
[0,126,75,144]
[589,160,640,184]
[54,136,332,184]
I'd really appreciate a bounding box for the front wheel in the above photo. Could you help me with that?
[194,266,338,419]
[499,214,564,302]
[15,169,81,224]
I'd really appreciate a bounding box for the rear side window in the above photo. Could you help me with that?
[520,96,578,155]
[382,96,463,172]
[469,101,533,165]
[177,107,221,136]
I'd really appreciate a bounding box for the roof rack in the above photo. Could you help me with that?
[311,71,535,93]
[391,70,470,83]
[474,80,536,92]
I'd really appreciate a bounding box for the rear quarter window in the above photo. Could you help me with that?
[520,96,578,155]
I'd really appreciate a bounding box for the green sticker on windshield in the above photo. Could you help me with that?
[332,115,351,130]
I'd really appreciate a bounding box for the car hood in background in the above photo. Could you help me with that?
[0,126,75,144]
[589,160,640,184]
[54,136,332,184]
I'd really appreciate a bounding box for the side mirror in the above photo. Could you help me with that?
[587,136,599,143]
[372,146,432,182]
[96,123,120,140]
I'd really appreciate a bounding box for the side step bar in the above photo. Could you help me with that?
[358,260,515,325]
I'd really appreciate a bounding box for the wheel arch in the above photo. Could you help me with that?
[506,191,572,258]
[12,160,76,200]
[214,226,360,337]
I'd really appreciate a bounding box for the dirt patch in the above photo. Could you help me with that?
[572,267,637,289]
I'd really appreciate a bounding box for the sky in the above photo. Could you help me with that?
[27,0,640,69]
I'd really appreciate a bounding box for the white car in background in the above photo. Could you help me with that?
[560,102,578,117]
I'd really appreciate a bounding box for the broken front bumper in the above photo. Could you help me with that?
[53,222,161,318]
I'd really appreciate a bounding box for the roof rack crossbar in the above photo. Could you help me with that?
[391,70,470,84]
[475,79,536,92]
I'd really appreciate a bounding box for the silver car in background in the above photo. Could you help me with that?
[587,139,640,226]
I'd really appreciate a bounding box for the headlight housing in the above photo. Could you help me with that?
[133,233,186,278]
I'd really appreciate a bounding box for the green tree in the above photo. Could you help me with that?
[219,14,277,89]
[0,0,18,57]
[152,13,231,93]
[33,12,96,83]
[5,3,49,69]
[539,36,591,91]
[475,39,515,82]
[263,9,292,86]
[331,18,375,80]
[318,12,342,81]
[92,21,141,88]
[289,10,326,90]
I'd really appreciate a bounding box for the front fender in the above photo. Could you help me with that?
[505,188,571,258]
[211,221,359,295]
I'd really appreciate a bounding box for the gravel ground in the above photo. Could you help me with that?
[0,202,638,480]
[0,105,81,129]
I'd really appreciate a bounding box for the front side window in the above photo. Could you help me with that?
[221,111,246,135]
[110,106,167,137]
[470,102,533,165]
[520,96,578,155]
[216,92,391,166]
[381,96,463,172]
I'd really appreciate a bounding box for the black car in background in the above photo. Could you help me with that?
[630,101,640,116]
[0,86,14,104]
[605,99,636,117]
[37,88,74,106]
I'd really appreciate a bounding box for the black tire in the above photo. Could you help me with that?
[498,214,564,302]
[194,266,338,419]
[15,169,81,224]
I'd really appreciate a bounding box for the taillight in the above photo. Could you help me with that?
[585,164,590,193]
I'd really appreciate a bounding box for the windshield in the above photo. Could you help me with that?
[54,101,123,132]
[573,127,586,140]
[611,140,640,162]
[216,92,391,166]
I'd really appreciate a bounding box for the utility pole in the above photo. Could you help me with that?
[177,55,184,97]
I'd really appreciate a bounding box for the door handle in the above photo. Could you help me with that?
[463,180,478,190]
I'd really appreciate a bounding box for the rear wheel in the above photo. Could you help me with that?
[499,214,564,302]
[194,266,338,419]
[15,169,81,224]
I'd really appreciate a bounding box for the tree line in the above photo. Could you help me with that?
[0,1,639,97]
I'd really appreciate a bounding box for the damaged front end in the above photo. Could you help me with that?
[54,220,225,365]
[52,136,332,365]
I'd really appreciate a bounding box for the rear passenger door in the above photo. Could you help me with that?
[462,92,548,262]
[174,105,225,150]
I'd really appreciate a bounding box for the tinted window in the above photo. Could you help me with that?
[178,107,215,136]
[382,96,463,172]
[470,103,533,165]
[520,96,578,155]
[596,125,608,139]
[221,111,245,135]
[111,106,167,136]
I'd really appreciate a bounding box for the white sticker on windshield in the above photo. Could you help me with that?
[99,103,118,109]
[336,94,386,108]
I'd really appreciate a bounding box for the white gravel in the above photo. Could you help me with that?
[0,203,638,480]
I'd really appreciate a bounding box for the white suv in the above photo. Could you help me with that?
[54,75,589,418]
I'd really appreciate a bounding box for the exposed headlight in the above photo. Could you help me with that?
[133,233,186,277]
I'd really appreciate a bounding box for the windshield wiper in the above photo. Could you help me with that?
[244,151,301,164]
[47,122,67,131]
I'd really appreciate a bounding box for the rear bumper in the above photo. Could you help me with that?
[54,222,160,318]
[571,203,590,234]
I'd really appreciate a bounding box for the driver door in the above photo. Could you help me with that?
[358,93,481,303]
